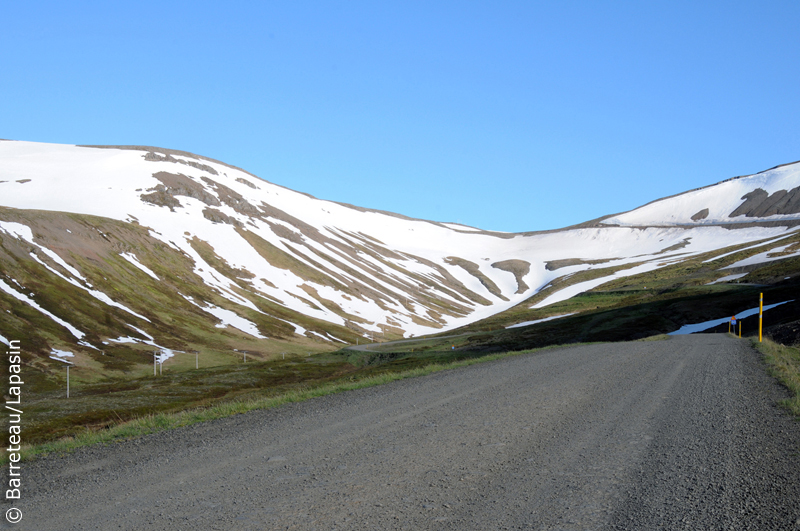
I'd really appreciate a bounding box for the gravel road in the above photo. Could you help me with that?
[5,334,800,530]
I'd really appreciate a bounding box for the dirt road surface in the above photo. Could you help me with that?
[5,335,800,530]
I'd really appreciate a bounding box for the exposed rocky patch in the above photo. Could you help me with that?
[266,221,304,244]
[236,177,259,189]
[491,259,530,294]
[140,172,221,211]
[200,176,260,216]
[139,187,183,211]
[545,257,613,271]
[143,151,219,175]
[730,186,800,218]
[691,208,709,221]
[202,207,241,227]
[656,237,691,254]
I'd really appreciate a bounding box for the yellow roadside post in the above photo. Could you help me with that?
[739,320,742,338]
[759,293,763,342]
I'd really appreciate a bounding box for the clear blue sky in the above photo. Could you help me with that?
[3,1,799,232]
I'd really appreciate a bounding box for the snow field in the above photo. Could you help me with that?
[506,313,577,329]
[604,162,800,226]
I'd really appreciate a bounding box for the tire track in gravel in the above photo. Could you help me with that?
[5,334,800,530]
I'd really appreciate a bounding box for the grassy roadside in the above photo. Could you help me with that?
[11,343,579,464]
[754,337,800,417]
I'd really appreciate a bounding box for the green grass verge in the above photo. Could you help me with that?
[754,337,800,417]
[637,334,669,342]
[12,343,573,464]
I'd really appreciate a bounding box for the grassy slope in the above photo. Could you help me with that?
[754,337,800,417]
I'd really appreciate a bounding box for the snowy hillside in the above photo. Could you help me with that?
[1,141,799,360]
[602,161,800,226]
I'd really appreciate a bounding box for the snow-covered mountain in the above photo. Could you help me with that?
[602,160,800,226]
[1,141,799,364]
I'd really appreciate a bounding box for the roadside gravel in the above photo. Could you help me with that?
[4,334,800,530]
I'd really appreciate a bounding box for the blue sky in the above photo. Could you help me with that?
[3,1,799,232]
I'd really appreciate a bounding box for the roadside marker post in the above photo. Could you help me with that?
[759,293,764,342]
[66,364,70,398]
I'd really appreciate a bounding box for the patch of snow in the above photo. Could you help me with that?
[38,247,88,282]
[0,278,84,338]
[532,262,663,309]
[120,252,159,280]
[323,332,347,343]
[0,221,35,243]
[155,349,177,364]
[506,313,577,329]
[307,330,333,342]
[86,287,151,321]
[722,245,800,269]
[107,332,178,363]
[669,300,793,335]
[702,235,794,263]
[0,334,9,346]
[125,324,153,340]
[109,336,140,344]
[182,295,267,339]
[706,273,748,285]
[272,316,306,336]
